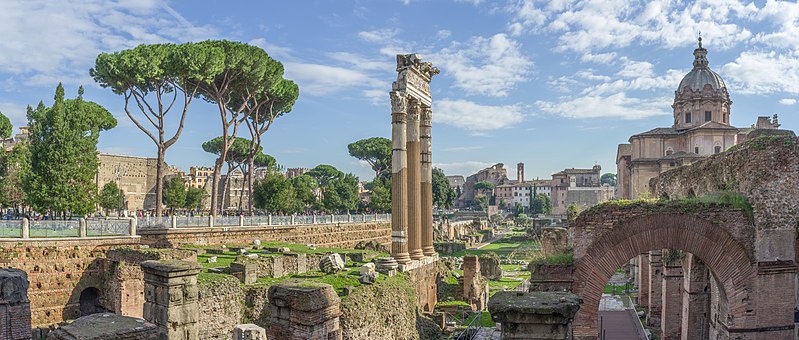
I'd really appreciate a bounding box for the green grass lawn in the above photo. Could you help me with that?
[450,234,540,258]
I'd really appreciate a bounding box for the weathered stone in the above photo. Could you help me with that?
[246,254,259,259]
[540,227,569,256]
[141,260,201,340]
[230,262,258,285]
[0,268,31,340]
[478,253,502,280]
[463,255,488,311]
[374,257,399,274]
[319,254,345,274]
[267,281,342,340]
[358,271,377,285]
[46,313,157,340]
[208,256,218,263]
[233,324,266,340]
[528,263,574,292]
[489,291,581,340]
[252,239,261,247]
[359,263,376,276]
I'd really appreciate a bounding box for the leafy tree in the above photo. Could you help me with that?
[348,137,391,179]
[253,172,294,214]
[91,43,218,217]
[307,164,343,187]
[184,187,206,211]
[476,196,488,211]
[0,143,30,210]
[473,180,495,191]
[290,174,317,213]
[515,213,531,227]
[190,40,281,215]
[531,193,552,215]
[0,111,11,139]
[98,182,122,214]
[321,173,359,213]
[567,204,581,222]
[163,175,187,213]
[600,173,617,186]
[432,168,455,209]
[367,176,391,213]
[25,84,117,218]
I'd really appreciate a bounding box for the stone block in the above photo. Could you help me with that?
[478,253,502,280]
[234,324,267,340]
[46,313,157,340]
[231,262,258,285]
[0,268,31,340]
[268,281,342,340]
[319,254,345,274]
[285,253,307,274]
[489,291,581,340]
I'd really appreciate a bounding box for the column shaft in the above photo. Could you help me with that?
[407,101,423,260]
[420,106,435,256]
[390,92,411,265]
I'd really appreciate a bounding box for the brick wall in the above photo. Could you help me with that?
[139,222,391,248]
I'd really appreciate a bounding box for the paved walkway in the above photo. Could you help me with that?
[598,294,646,340]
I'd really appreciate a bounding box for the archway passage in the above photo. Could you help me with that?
[79,287,106,316]
[570,204,757,339]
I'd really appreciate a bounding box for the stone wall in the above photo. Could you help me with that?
[198,276,246,340]
[339,275,419,340]
[96,153,160,212]
[0,237,140,328]
[139,222,391,249]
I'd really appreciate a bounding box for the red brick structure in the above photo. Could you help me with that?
[661,253,684,340]
[681,253,710,340]
[636,254,649,309]
[647,250,663,327]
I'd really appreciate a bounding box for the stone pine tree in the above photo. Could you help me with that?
[242,77,298,215]
[348,137,391,180]
[25,84,117,218]
[202,136,253,211]
[190,40,279,215]
[91,43,221,217]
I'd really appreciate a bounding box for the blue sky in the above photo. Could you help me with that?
[0,1,797,182]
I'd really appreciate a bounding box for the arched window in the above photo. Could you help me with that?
[665,149,673,156]
[714,146,721,154]
[694,146,700,154]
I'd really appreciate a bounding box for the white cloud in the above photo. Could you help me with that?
[536,92,672,120]
[722,51,799,94]
[434,33,533,97]
[326,52,394,71]
[358,29,399,43]
[436,30,452,39]
[779,98,797,105]
[434,99,525,130]
[581,52,618,64]
[0,102,28,127]
[0,1,214,86]
[433,161,495,177]
[248,38,293,59]
[357,28,415,57]
[283,62,384,96]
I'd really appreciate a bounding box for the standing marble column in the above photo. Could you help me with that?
[390,92,411,265]
[407,100,424,260]
[420,106,435,257]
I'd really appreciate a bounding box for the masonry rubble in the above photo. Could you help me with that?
[233,324,267,340]
[46,313,157,340]
[319,253,345,273]
[488,291,581,340]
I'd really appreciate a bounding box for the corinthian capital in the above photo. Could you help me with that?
[390,91,407,113]
[420,106,432,124]
[407,99,421,121]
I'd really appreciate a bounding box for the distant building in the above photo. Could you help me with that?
[616,38,789,199]
[187,166,213,189]
[95,153,164,212]
[2,126,28,151]
[285,167,309,178]
[459,163,510,207]
[446,175,465,193]
[551,165,612,215]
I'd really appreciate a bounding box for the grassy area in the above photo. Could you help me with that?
[488,278,524,293]
[529,251,573,265]
[450,234,540,258]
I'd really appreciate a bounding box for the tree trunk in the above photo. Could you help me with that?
[247,156,255,215]
[210,157,222,215]
[155,146,165,217]
[238,165,247,214]
[220,166,234,214]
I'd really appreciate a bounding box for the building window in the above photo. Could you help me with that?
[714,146,721,154]
[685,112,692,123]
[723,114,727,123]
[705,111,712,121]
[695,147,699,154]
[665,149,673,156]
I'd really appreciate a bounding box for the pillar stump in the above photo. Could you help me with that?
[268,280,342,340]
[661,258,684,340]
[681,253,709,340]
[141,260,201,340]
[489,291,581,340]
[0,268,31,340]
[647,250,663,326]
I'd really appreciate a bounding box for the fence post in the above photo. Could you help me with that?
[347,214,352,223]
[79,218,87,238]
[312,214,317,224]
[21,218,29,239]
[362,213,366,222]
[171,215,177,229]
[239,215,245,227]
[129,217,137,236]
[291,214,295,225]
[328,214,334,224]
[268,214,273,225]
[208,215,214,228]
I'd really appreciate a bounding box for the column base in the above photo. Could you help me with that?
[409,249,424,260]
[393,252,411,265]
[422,246,435,257]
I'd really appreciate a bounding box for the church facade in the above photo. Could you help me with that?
[616,37,784,199]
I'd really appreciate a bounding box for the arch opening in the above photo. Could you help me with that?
[79,287,106,316]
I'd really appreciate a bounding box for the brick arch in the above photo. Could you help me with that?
[571,213,756,338]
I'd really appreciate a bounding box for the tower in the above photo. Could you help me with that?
[517,163,524,183]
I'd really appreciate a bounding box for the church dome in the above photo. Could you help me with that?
[676,36,726,93]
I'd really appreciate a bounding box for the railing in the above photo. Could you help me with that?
[0,218,137,239]
[137,213,392,229]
